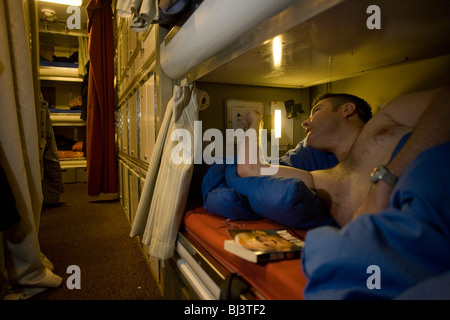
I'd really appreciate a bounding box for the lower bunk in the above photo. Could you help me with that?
[164,206,308,300]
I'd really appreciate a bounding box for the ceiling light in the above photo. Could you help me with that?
[272,35,282,68]
[41,8,57,21]
[274,109,282,138]
[40,0,82,6]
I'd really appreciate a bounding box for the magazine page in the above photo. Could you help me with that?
[228,229,304,253]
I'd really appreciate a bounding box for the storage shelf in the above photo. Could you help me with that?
[60,158,87,169]
[50,114,85,126]
[40,66,83,82]
[40,75,82,82]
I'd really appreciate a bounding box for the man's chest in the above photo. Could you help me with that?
[348,121,413,173]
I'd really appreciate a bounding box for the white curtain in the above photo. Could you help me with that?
[78,36,89,76]
[0,0,62,299]
[131,84,200,260]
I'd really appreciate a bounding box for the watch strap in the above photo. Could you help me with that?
[370,165,398,187]
[380,167,398,187]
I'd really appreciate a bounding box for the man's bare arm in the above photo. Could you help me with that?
[237,110,315,189]
[354,87,450,218]
[385,87,450,178]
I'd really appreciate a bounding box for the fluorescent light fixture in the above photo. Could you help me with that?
[274,109,282,138]
[40,0,82,6]
[272,35,282,68]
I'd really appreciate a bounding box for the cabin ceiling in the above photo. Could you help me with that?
[196,0,450,88]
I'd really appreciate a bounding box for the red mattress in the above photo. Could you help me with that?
[183,207,309,300]
[58,150,85,159]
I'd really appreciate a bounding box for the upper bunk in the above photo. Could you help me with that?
[40,64,82,83]
[160,0,450,88]
[38,0,88,90]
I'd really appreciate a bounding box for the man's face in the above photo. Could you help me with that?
[301,98,341,150]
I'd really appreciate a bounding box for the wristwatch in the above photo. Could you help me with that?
[369,165,398,187]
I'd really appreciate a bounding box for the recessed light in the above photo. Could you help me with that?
[39,0,82,6]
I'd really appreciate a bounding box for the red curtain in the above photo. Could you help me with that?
[86,0,117,195]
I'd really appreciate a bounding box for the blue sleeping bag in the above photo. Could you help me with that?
[279,139,338,170]
[302,142,450,299]
[201,162,260,220]
[224,164,335,229]
[201,139,338,229]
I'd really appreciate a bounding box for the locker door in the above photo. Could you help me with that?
[128,168,140,224]
[121,19,129,90]
[118,159,124,207]
[121,162,130,222]
[128,92,138,157]
[139,74,156,163]
[121,102,129,154]
[116,105,123,153]
[141,26,156,66]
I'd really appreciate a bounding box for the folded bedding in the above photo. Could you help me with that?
[279,138,338,170]
[202,139,338,229]
[224,164,335,229]
[50,108,82,114]
[40,54,78,68]
[201,162,260,220]
[302,142,450,299]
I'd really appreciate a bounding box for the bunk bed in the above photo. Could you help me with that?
[136,0,450,300]
[50,109,86,183]
[40,65,82,83]
[40,58,87,183]
[40,54,82,82]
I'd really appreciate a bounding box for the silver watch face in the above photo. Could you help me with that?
[369,166,397,186]
[369,167,382,182]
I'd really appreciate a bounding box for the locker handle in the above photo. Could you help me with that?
[140,40,145,57]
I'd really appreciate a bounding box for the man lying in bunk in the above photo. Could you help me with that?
[279,93,370,171]
[237,86,450,299]
[213,93,371,228]
[202,96,369,229]
[237,87,450,226]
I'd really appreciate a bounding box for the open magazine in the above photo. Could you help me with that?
[224,229,304,263]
